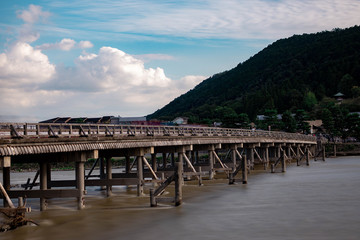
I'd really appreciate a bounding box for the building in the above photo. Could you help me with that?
[110,116,147,125]
[305,120,323,134]
[172,117,189,125]
[334,92,345,102]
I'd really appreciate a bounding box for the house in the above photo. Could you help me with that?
[305,120,323,134]
[110,116,147,125]
[172,117,189,125]
[334,92,345,102]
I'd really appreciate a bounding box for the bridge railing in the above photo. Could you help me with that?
[0,123,315,142]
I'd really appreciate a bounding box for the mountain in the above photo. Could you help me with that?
[148,26,360,123]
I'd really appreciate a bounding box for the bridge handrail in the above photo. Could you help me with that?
[0,122,316,142]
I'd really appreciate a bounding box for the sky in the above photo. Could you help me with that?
[1,0,360,122]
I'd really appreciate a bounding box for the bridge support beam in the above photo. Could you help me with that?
[137,156,144,196]
[306,147,310,166]
[208,149,214,180]
[125,155,131,173]
[261,143,273,170]
[281,151,286,172]
[106,156,113,197]
[75,152,86,210]
[151,153,157,172]
[39,161,48,211]
[1,156,11,207]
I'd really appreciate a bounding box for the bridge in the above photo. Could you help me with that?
[0,122,319,211]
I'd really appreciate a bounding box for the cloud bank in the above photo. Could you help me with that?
[0,4,205,121]
[49,0,360,40]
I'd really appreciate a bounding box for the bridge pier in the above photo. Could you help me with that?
[106,156,113,197]
[151,153,157,172]
[39,161,48,211]
[136,156,144,196]
[262,143,272,170]
[75,152,87,210]
[1,156,11,208]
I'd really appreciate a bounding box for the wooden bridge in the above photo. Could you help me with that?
[0,122,319,211]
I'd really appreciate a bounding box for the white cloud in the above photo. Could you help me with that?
[136,54,175,62]
[37,38,93,51]
[60,0,360,40]
[51,46,171,92]
[16,4,50,43]
[0,42,55,87]
[177,75,207,90]
[17,4,50,24]
[0,43,204,120]
[78,40,93,49]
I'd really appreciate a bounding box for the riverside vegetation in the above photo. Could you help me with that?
[148,26,360,141]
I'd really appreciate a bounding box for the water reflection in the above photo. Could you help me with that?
[1,156,360,240]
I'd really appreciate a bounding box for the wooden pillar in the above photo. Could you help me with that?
[265,147,269,170]
[40,161,48,211]
[151,153,157,172]
[306,148,310,166]
[99,157,106,190]
[174,162,183,206]
[281,151,286,172]
[208,149,214,180]
[76,153,86,210]
[250,147,254,170]
[125,155,131,173]
[297,145,300,159]
[2,168,10,207]
[333,144,337,157]
[271,163,275,173]
[287,146,291,160]
[162,153,167,169]
[2,157,11,207]
[150,188,156,207]
[106,157,112,197]
[322,146,326,161]
[137,156,144,196]
[277,146,281,158]
[242,155,248,184]
[231,147,236,169]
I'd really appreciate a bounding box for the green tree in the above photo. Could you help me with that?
[282,110,296,132]
[351,86,360,98]
[344,113,360,139]
[264,109,279,131]
[329,105,346,138]
[303,91,317,111]
[295,109,310,133]
[338,74,355,97]
[321,108,335,139]
[215,106,238,128]
[238,113,250,129]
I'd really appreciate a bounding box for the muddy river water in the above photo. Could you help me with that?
[1,156,360,240]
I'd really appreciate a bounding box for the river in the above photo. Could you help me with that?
[1,156,360,240]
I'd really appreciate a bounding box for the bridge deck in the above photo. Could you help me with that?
[0,123,315,156]
[0,123,318,211]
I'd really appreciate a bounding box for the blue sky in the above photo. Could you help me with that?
[1,0,360,122]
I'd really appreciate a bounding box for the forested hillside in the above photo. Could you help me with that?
[148,26,360,133]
